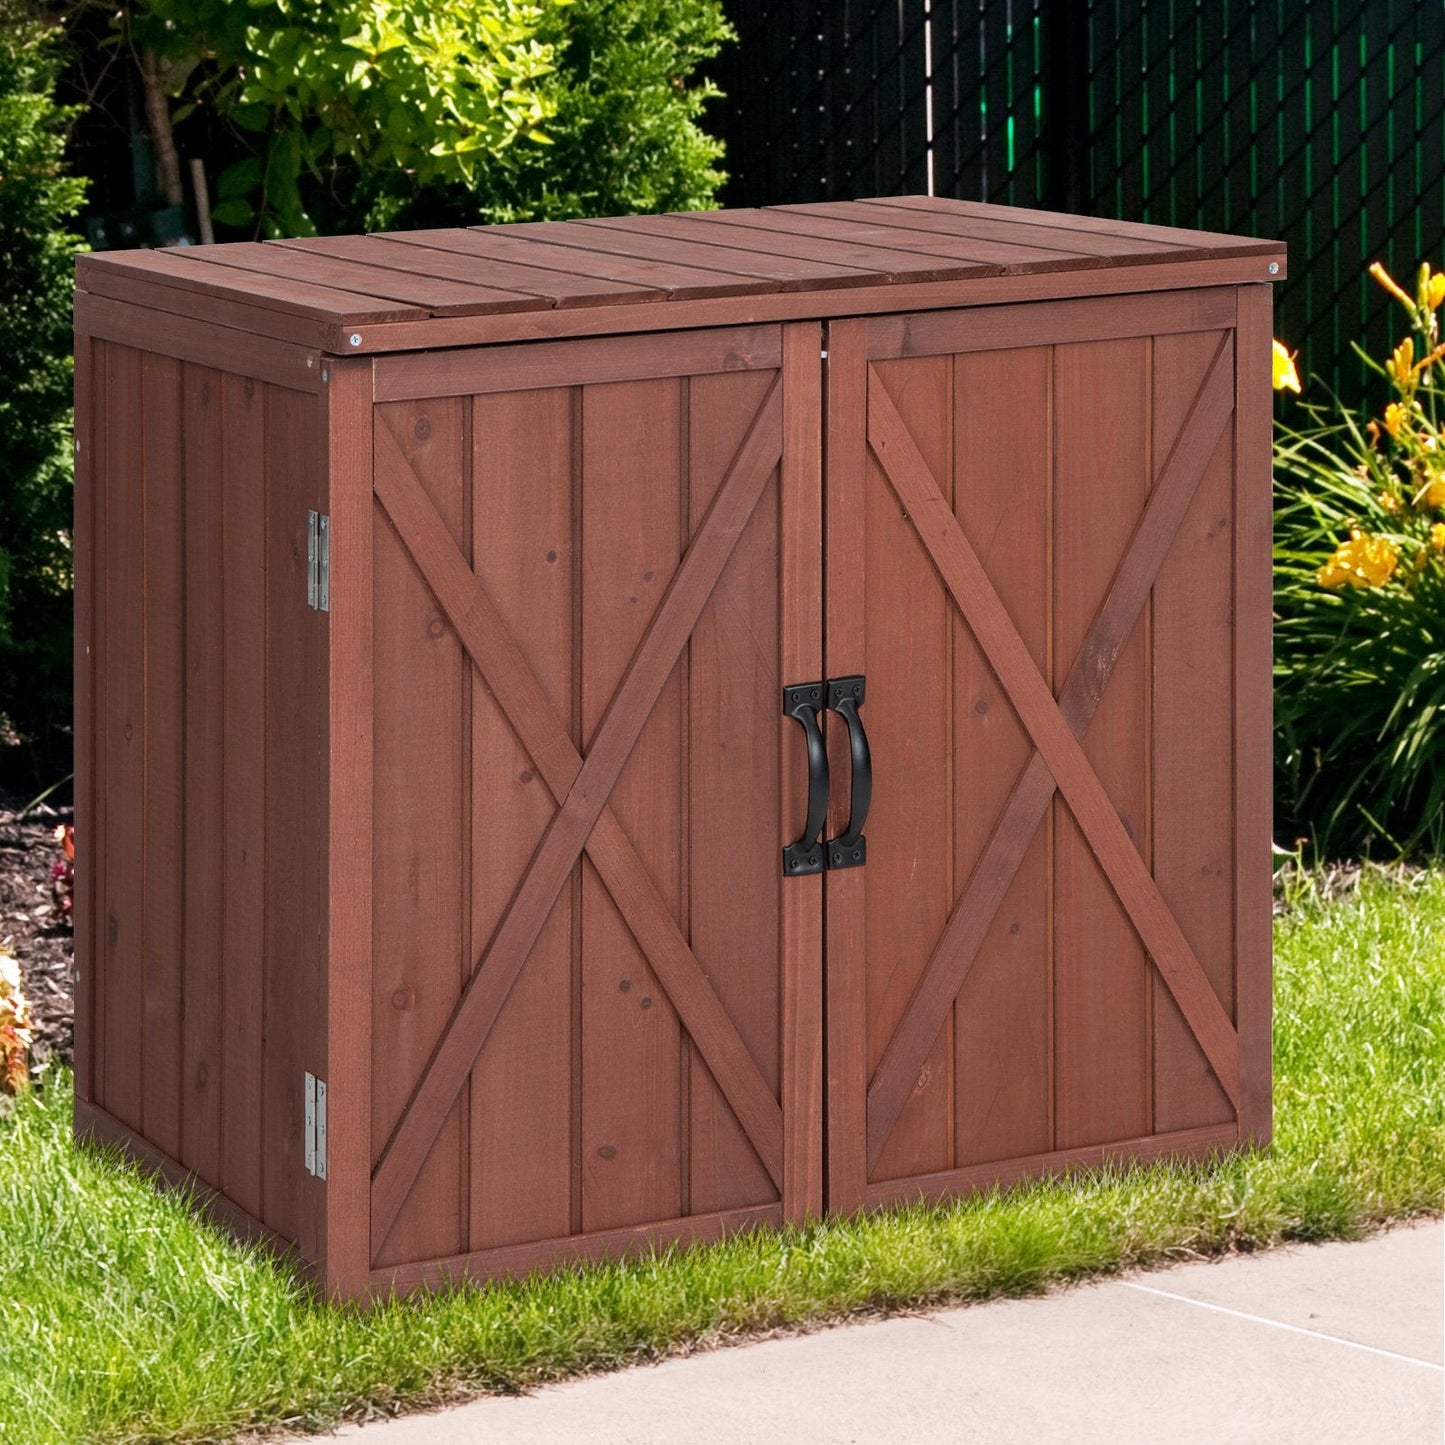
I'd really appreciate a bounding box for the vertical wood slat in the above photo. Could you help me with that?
[180,366,224,1186]
[141,353,185,1160]
[467,387,575,1253]
[779,321,824,1222]
[324,357,375,1298]
[71,331,98,1107]
[864,355,955,1185]
[1052,336,1152,1150]
[220,374,267,1221]
[823,317,869,1216]
[580,377,685,1234]
[686,366,782,1215]
[371,397,469,1270]
[1234,285,1275,1148]
[951,346,1053,1169]
[1150,330,1236,1132]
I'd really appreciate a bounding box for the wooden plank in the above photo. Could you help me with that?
[77,250,430,325]
[686,367,782,1216]
[951,346,1052,1168]
[864,287,1237,361]
[859,195,1287,261]
[777,323,823,1222]
[368,377,784,1251]
[580,375,685,1233]
[864,1121,1239,1211]
[287,232,665,309]
[373,325,782,403]
[1051,336,1152,1151]
[322,357,375,1298]
[262,385,321,1249]
[71,329,97,1107]
[72,291,321,393]
[863,338,1237,1161]
[467,387,575,1253]
[220,371,267,1222]
[140,352,184,1160]
[179,365,224,1188]
[822,318,869,1217]
[1151,331,1237,1133]
[330,255,1290,354]
[863,355,955,1185]
[191,241,548,317]
[1234,285,1275,1148]
[864,377,1239,1109]
[371,398,470,1269]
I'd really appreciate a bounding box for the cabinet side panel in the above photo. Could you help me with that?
[220,373,267,1222]
[1151,330,1236,1131]
[140,353,185,1160]
[686,367,782,1215]
[180,365,225,1187]
[864,355,956,1184]
[951,345,1053,1167]
[262,385,324,1254]
[467,387,575,1253]
[371,398,469,1269]
[1052,337,1151,1150]
[580,377,685,1233]
[98,342,146,1132]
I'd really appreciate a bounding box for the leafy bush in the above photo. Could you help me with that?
[137,0,732,235]
[1273,262,1445,858]
[0,1,86,771]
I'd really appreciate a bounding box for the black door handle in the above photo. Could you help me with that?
[782,682,828,876]
[826,676,870,869]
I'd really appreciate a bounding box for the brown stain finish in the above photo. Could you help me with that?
[73,199,1276,1298]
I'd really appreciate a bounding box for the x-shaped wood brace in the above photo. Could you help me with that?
[864,335,1240,1170]
[369,380,785,1256]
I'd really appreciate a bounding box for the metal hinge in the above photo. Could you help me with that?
[304,1072,328,1179]
[306,511,330,612]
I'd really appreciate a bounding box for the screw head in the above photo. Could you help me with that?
[1267,262,1279,275]
[348,333,362,347]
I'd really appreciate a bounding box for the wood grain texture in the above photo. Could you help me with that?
[951,346,1052,1168]
[180,365,224,1187]
[467,386,576,1253]
[219,373,267,1222]
[1151,332,1236,1133]
[322,358,376,1297]
[822,317,869,1216]
[1233,285,1276,1147]
[1052,336,1152,1150]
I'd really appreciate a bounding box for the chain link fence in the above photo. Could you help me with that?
[712,0,1445,400]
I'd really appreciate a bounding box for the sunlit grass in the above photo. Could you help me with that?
[2,869,1442,1443]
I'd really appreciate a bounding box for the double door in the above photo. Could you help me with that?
[365,289,1270,1277]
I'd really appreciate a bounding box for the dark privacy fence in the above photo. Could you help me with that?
[711,1,1445,400]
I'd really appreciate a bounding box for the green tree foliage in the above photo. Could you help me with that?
[137,0,732,236]
[0,0,86,767]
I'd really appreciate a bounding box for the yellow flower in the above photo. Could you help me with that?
[1429,272,1445,311]
[1272,339,1301,393]
[1432,523,1445,551]
[1372,261,1416,310]
[1421,478,1445,510]
[1317,529,1399,589]
[1384,402,1408,436]
[1378,490,1401,513]
[1387,337,1415,383]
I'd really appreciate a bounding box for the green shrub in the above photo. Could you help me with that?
[0,0,87,771]
[1273,262,1445,858]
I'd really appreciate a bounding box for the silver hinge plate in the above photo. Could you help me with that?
[304,1071,328,1179]
[307,511,330,612]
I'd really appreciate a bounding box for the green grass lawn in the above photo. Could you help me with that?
[3,868,1443,1444]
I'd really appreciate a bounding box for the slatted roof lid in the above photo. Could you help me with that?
[75,195,1286,354]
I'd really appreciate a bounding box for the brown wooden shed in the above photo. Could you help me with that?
[73,197,1281,1299]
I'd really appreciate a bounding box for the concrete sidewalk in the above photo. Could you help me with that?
[309,1220,1444,1444]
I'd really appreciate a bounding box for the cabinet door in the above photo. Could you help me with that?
[823,290,1271,1213]
[365,323,824,1282]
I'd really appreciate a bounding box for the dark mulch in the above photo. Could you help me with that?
[0,787,74,1067]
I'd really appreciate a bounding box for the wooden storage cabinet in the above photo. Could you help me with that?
[73,198,1281,1298]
